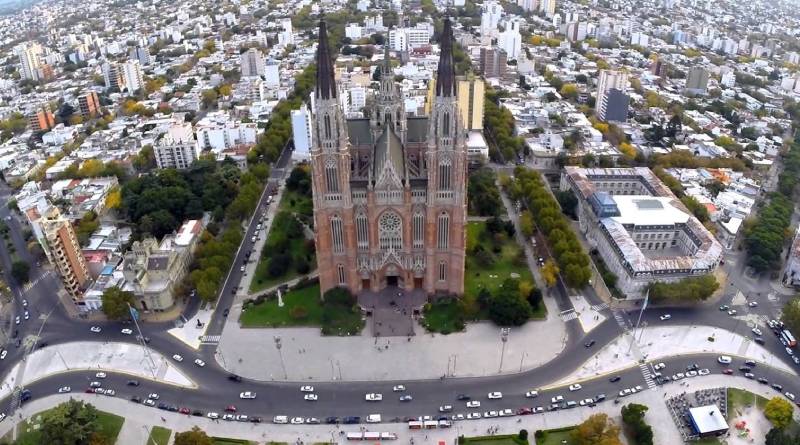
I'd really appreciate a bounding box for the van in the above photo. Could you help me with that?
[273,415,288,424]
[717,355,732,364]
[366,414,381,423]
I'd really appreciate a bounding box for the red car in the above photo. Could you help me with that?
[516,408,533,415]
[179,407,190,414]
[722,369,733,375]
[85,388,94,393]
[225,405,237,412]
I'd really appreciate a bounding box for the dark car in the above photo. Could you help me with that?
[325,416,340,424]
[179,407,190,414]
[250,416,262,423]
[223,308,230,317]
[228,374,242,382]
[584,340,596,348]
[192,410,203,417]
[21,389,31,401]
[225,405,237,412]
[595,394,607,402]
[754,337,765,345]
[686,363,699,371]
[168,405,178,412]
[130,396,142,403]
[757,378,769,384]
[744,360,757,367]
[343,416,360,424]
[38,341,47,348]
[127,380,140,386]
[456,394,471,401]
[738,366,751,373]
[517,407,533,415]
[609,376,621,383]
[157,402,168,410]
[772,384,784,391]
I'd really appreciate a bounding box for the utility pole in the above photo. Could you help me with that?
[274,335,287,380]
[627,289,649,355]
[128,303,157,378]
[498,328,509,373]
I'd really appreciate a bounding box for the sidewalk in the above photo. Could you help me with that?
[239,180,288,298]
[0,341,195,400]
[1,375,783,445]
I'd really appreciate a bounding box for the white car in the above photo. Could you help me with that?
[487,392,503,399]
[748,301,759,307]
[365,393,383,401]
[525,390,539,398]
[90,326,101,333]
[95,372,107,379]
[366,414,382,423]
[0,350,7,360]
[728,309,738,316]
[499,409,514,417]
[569,384,582,392]
[484,411,499,418]
[752,328,763,336]
[551,395,564,403]
[718,356,732,364]
[466,400,481,408]
[786,392,796,401]
[120,328,133,335]
[653,363,666,370]
[23,311,29,320]
[290,417,305,424]
[393,385,406,392]
[57,386,71,393]
[686,370,698,377]
[194,359,205,367]
[300,386,314,392]
[304,394,318,401]
[104,389,115,396]
[239,391,257,399]
[698,369,710,376]
[148,393,160,400]
[21,300,27,307]
[439,405,453,413]
[466,412,482,420]
[143,399,156,407]
[634,385,643,392]
[207,412,219,419]
[273,415,288,424]
[172,354,183,362]
[659,314,671,321]
[240,266,246,272]
[618,389,632,397]
[579,398,594,406]
[14,317,19,325]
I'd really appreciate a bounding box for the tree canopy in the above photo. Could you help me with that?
[764,397,794,429]
[621,403,653,445]
[101,287,136,320]
[648,275,719,302]
[174,427,213,445]
[39,399,107,445]
[467,168,503,217]
[570,413,622,445]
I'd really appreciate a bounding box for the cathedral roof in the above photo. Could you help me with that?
[315,20,337,100]
[374,126,406,182]
[435,18,456,97]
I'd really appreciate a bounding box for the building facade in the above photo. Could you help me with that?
[28,104,56,132]
[310,20,467,296]
[78,91,101,118]
[479,47,507,78]
[241,48,266,78]
[154,122,199,169]
[40,206,90,301]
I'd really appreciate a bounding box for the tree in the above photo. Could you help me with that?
[765,427,793,445]
[764,397,794,429]
[560,83,579,99]
[782,298,800,336]
[621,403,653,445]
[11,260,30,284]
[101,287,136,320]
[40,399,100,445]
[649,275,719,303]
[519,210,535,237]
[487,279,532,326]
[570,413,622,445]
[541,259,560,287]
[174,427,214,445]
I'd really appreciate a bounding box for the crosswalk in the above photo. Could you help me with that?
[591,302,609,312]
[200,335,221,344]
[23,271,53,292]
[638,363,657,390]
[559,309,578,322]
[612,310,631,331]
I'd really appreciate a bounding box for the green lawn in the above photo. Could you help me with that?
[212,438,253,445]
[15,409,124,445]
[240,284,364,335]
[694,438,723,445]
[464,222,535,300]
[148,426,171,445]
[241,284,324,327]
[727,388,769,414]
[531,428,575,445]
[462,434,526,445]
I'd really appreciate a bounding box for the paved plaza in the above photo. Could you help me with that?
[2,375,791,445]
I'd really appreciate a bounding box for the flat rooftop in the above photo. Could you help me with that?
[688,405,728,434]
[610,195,690,227]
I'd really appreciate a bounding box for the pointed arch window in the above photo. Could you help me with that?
[378,211,402,251]
[438,157,452,191]
[437,212,450,249]
[356,211,369,251]
[412,211,424,249]
[324,114,332,139]
[325,158,339,193]
[337,264,346,285]
[442,111,450,137]
[330,215,344,254]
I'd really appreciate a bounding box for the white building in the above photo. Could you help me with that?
[720,71,736,88]
[291,103,312,160]
[264,59,280,87]
[481,1,503,38]
[241,48,265,78]
[154,122,199,170]
[540,0,556,17]
[596,70,628,100]
[349,86,367,113]
[630,32,649,47]
[278,18,294,46]
[42,124,78,146]
[499,20,522,59]
[345,23,364,40]
[121,60,144,93]
[16,42,44,81]
[195,111,258,153]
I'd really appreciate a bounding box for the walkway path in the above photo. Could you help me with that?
[0,375,790,445]
[238,181,288,298]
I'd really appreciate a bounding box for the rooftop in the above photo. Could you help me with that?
[609,196,690,227]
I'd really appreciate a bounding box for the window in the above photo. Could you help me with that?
[437,212,449,249]
[324,114,332,139]
[438,261,447,281]
[413,211,424,249]
[356,212,369,250]
[442,112,450,137]
[438,158,451,191]
[325,159,339,193]
[378,211,402,250]
[331,215,344,254]
[337,264,346,285]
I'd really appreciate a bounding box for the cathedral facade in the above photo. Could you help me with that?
[309,19,468,296]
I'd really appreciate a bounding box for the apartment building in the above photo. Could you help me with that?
[154,122,199,169]
[40,206,91,301]
[78,91,101,118]
[28,105,56,132]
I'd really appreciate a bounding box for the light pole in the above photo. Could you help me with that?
[128,303,158,379]
[627,289,649,355]
[519,351,527,372]
[274,335,287,380]
[498,328,509,373]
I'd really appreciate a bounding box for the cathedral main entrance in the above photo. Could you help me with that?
[386,275,398,287]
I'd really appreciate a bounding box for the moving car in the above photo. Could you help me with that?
[456,394,471,401]
[127,380,140,386]
[525,390,539,398]
[194,359,205,367]
[90,326,101,333]
[609,375,621,382]
[365,393,382,401]
[304,394,318,401]
[569,384,582,392]
[717,355,732,364]
[466,401,480,408]
[400,395,413,402]
[551,395,564,403]
[393,385,406,392]
[239,392,257,399]
[752,328,763,336]
[300,386,314,392]
[0,350,7,360]
[487,392,503,399]
[172,354,183,362]
[148,393,160,400]
[121,329,133,335]
[653,363,666,370]
[439,405,453,413]
[57,386,71,393]
[95,372,106,379]
[584,340,596,348]
[748,301,759,307]
[659,314,671,321]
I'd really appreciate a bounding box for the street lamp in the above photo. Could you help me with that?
[498,328,510,373]
[274,335,287,380]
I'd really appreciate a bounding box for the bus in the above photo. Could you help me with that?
[782,329,797,348]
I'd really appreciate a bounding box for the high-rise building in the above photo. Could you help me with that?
[481,1,503,37]
[40,206,90,300]
[121,60,144,93]
[309,19,467,296]
[241,48,265,78]
[540,0,556,17]
[129,46,152,65]
[596,70,628,101]
[279,18,294,46]
[597,88,630,122]
[102,62,124,91]
[498,20,522,59]
[28,104,56,132]
[291,103,312,160]
[651,56,667,77]
[264,59,280,87]
[457,74,484,132]
[685,66,709,95]
[78,91,101,118]
[16,42,44,81]
[154,122,199,169]
[565,21,588,42]
[479,47,507,78]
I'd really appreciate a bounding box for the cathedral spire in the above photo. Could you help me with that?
[382,37,392,76]
[315,19,337,100]
[435,18,456,97]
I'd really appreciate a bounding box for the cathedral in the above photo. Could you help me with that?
[309,18,468,296]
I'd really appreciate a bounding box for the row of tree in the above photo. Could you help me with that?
[505,167,592,288]
[744,190,794,273]
[484,87,526,162]
[648,275,719,303]
[467,168,503,217]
